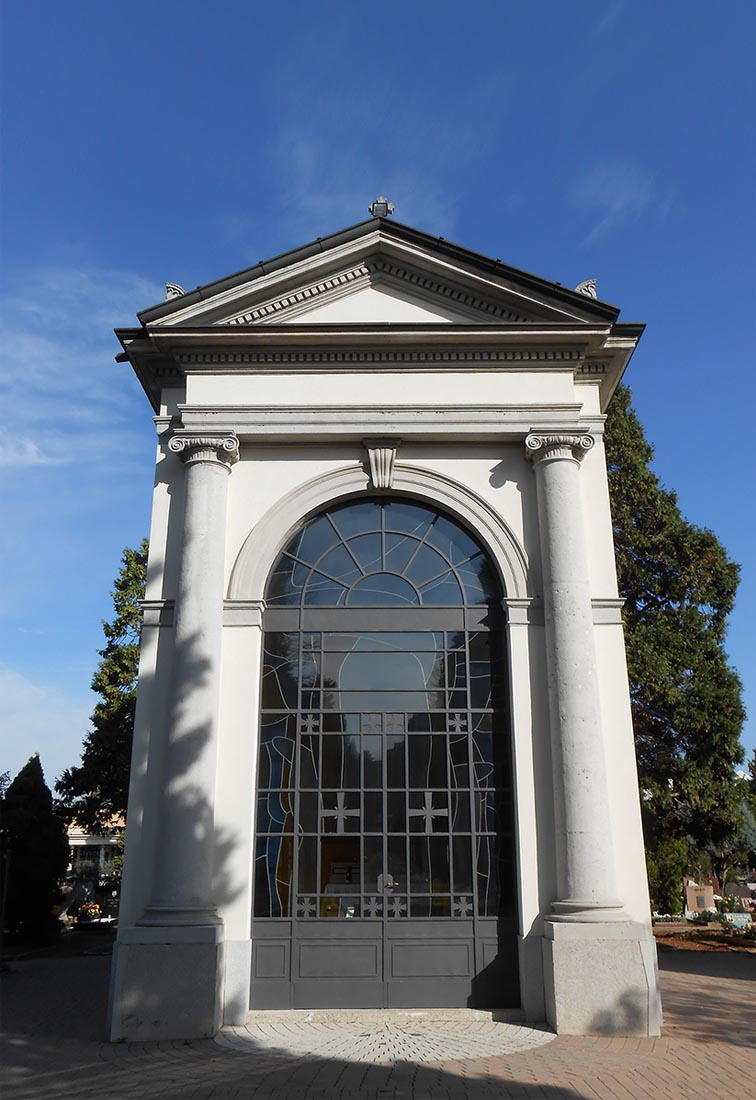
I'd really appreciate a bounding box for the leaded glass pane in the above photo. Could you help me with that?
[345,533,383,573]
[317,544,363,586]
[407,736,447,789]
[290,515,341,565]
[302,573,349,606]
[384,531,421,573]
[405,543,450,587]
[346,573,419,606]
[458,551,499,604]
[254,835,292,917]
[363,735,382,786]
[383,501,433,536]
[261,633,299,708]
[256,792,293,834]
[257,715,296,789]
[328,501,380,539]
[425,515,480,566]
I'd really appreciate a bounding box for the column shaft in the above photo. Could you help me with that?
[526,433,624,920]
[140,433,238,926]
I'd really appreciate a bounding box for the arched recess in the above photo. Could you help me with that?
[250,491,520,1010]
[228,463,531,603]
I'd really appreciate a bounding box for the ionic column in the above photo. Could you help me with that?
[140,431,239,926]
[525,433,625,921]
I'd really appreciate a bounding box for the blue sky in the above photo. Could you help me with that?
[1,1,754,787]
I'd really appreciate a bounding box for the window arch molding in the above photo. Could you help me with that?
[228,463,531,602]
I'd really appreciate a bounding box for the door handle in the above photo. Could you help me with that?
[377,873,399,892]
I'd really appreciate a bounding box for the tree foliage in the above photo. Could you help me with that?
[645,836,687,914]
[604,384,746,857]
[56,540,148,830]
[1,755,70,938]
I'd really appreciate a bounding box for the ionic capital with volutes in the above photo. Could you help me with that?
[524,432,594,466]
[168,431,239,469]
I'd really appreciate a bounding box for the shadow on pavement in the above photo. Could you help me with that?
[658,943,756,981]
[1,955,577,1100]
[658,945,756,1049]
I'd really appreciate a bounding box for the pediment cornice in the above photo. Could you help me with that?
[221,256,531,326]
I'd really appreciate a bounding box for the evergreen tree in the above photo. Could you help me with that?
[1,755,70,939]
[604,385,746,860]
[56,540,148,830]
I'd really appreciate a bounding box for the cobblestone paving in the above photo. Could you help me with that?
[218,1009,555,1063]
[1,946,755,1099]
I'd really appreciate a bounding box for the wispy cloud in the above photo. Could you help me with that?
[0,665,92,787]
[593,1,626,37]
[218,68,514,259]
[0,266,161,469]
[572,160,655,244]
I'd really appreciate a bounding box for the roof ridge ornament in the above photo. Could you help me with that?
[165,282,186,300]
[368,195,395,218]
[574,278,598,299]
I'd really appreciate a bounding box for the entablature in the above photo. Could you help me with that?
[173,402,599,444]
[118,322,632,413]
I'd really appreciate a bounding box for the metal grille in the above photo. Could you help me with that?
[254,500,514,924]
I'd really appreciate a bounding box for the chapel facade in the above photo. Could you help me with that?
[109,210,662,1040]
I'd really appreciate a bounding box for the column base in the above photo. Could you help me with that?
[542,919,662,1036]
[108,924,224,1041]
[550,898,628,922]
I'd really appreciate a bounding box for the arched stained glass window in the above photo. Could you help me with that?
[253,497,517,1011]
[265,499,500,608]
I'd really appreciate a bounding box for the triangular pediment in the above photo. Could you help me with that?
[138,219,620,330]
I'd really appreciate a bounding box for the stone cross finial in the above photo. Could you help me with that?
[368,196,395,217]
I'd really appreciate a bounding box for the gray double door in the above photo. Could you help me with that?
[251,609,519,1010]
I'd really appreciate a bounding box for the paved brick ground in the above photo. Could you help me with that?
[1,945,754,1099]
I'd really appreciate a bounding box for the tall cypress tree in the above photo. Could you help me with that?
[604,385,745,860]
[56,540,148,830]
[1,755,70,939]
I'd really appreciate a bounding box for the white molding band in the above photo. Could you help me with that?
[177,404,587,442]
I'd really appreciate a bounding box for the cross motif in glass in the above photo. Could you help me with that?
[297,896,316,918]
[321,791,360,833]
[449,713,467,732]
[453,895,473,917]
[388,895,407,918]
[364,896,383,918]
[362,713,381,733]
[301,713,320,733]
[408,791,449,834]
[385,714,405,733]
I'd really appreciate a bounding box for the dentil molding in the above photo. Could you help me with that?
[222,257,530,326]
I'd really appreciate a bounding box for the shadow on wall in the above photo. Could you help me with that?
[130,622,245,917]
[589,989,646,1036]
[112,618,246,1040]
